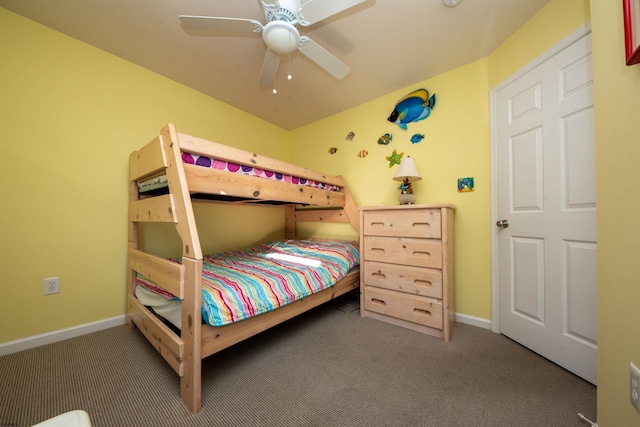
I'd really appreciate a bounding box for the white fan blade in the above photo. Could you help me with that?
[179,16,263,33]
[298,0,368,26]
[259,49,281,87]
[298,37,349,80]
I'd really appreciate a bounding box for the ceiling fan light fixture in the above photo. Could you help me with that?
[263,21,300,55]
[179,0,364,87]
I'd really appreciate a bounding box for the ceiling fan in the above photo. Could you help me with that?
[179,0,367,88]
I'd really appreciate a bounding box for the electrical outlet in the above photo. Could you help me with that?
[43,277,60,295]
[631,362,640,413]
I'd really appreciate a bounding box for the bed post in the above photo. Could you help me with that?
[126,174,140,330]
[340,179,359,232]
[181,257,202,413]
[285,206,296,238]
[159,124,204,413]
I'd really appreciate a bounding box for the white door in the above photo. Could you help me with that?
[492,29,597,384]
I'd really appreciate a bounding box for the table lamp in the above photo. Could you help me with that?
[393,156,422,204]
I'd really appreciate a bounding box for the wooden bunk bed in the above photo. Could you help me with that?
[127,123,360,413]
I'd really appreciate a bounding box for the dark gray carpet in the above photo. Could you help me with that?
[0,294,596,426]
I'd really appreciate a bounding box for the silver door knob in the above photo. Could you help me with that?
[496,219,509,228]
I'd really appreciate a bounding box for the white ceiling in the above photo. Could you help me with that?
[1,0,550,130]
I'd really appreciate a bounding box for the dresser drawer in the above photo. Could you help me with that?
[363,286,443,329]
[362,209,441,239]
[363,236,442,269]
[363,261,443,299]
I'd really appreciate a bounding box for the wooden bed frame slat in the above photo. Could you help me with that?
[184,164,345,206]
[294,208,351,224]
[130,135,166,181]
[129,194,176,223]
[128,248,184,299]
[200,268,359,357]
[127,124,360,413]
[178,132,345,188]
[127,295,184,375]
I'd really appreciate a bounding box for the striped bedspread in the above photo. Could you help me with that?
[136,240,359,327]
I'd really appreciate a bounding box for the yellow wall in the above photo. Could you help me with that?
[591,0,640,425]
[291,60,492,319]
[488,0,591,87]
[0,8,290,343]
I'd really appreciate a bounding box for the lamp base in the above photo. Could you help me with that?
[398,193,416,205]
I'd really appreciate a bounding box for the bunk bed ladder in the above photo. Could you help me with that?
[128,124,204,413]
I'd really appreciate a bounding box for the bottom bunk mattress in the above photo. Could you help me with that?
[135,239,360,329]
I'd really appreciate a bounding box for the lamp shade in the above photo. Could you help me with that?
[393,156,422,181]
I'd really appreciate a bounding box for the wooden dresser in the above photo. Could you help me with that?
[359,204,455,341]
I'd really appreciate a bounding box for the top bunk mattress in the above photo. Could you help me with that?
[136,239,360,328]
[137,153,340,194]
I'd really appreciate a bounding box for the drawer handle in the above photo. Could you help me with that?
[371,272,386,280]
[371,298,386,306]
[413,308,432,317]
[370,221,387,228]
[412,222,431,229]
[413,251,431,258]
[415,279,432,288]
[371,248,385,254]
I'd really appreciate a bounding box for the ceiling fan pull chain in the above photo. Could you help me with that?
[288,32,293,80]
[273,49,278,94]
[272,69,278,93]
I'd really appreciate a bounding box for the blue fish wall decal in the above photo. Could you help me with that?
[388,88,436,130]
[410,134,425,144]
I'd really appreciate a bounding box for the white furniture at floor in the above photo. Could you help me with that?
[32,410,92,427]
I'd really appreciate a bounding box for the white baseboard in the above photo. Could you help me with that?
[0,315,127,357]
[455,312,492,330]
[0,312,491,357]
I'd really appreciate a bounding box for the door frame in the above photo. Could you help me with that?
[489,22,592,334]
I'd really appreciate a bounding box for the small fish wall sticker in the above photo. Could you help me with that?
[345,131,355,141]
[377,133,392,145]
[357,149,368,158]
[386,149,404,168]
[458,177,475,192]
[328,147,337,154]
[388,88,436,130]
[410,134,425,144]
